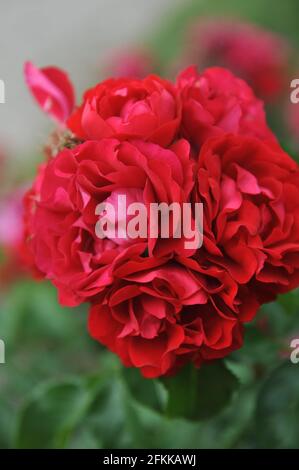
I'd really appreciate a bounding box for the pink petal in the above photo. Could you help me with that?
[236,164,261,194]
[220,175,242,211]
[24,61,75,124]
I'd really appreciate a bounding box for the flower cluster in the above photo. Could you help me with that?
[23,61,299,378]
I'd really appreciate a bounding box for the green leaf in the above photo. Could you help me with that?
[256,361,299,448]
[77,378,127,449]
[0,399,14,449]
[124,399,203,449]
[15,380,92,449]
[163,361,239,421]
[122,367,167,413]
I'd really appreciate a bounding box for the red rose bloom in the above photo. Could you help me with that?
[23,61,299,378]
[24,138,194,306]
[195,134,299,303]
[89,259,257,378]
[177,66,276,150]
[67,75,181,146]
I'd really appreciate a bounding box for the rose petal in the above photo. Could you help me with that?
[24,61,75,124]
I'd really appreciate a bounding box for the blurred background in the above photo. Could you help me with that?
[0,0,181,158]
[1,0,299,449]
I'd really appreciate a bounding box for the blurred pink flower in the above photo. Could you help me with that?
[185,18,290,101]
[105,49,155,79]
[0,187,33,286]
[0,189,24,248]
[24,61,75,124]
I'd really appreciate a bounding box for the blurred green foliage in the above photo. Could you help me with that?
[1,279,299,449]
[2,0,299,449]
[148,0,299,67]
